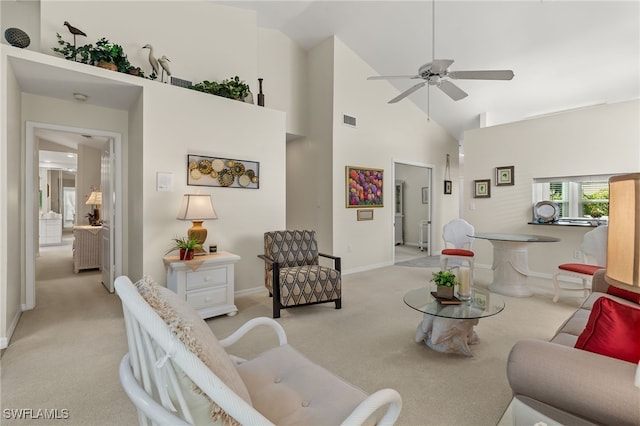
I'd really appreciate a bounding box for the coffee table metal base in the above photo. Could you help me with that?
[414,314,479,357]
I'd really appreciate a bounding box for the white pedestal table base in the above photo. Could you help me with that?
[487,240,533,297]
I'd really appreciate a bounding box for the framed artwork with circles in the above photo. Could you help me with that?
[187,154,259,189]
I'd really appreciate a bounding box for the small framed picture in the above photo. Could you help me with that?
[473,179,491,198]
[357,209,374,221]
[496,166,515,186]
[444,180,452,195]
[473,289,489,310]
[422,187,429,204]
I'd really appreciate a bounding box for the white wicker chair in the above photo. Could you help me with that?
[115,275,402,426]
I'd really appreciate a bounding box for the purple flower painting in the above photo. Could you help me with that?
[346,166,384,207]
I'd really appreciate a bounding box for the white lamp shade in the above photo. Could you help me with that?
[605,173,640,292]
[85,191,102,205]
[176,194,218,221]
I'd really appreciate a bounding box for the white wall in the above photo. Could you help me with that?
[40,1,258,92]
[141,83,286,291]
[0,47,23,348]
[1,0,41,52]
[331,37,459,272]
[258,28,308,138]
[286,37,335,252]
[463,99,640,274]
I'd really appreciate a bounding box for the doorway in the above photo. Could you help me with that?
[393,161,433,262]
[25,122,123,310]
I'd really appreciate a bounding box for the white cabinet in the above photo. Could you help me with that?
[164,251,241,319]
[73,226,102,272]
[39,216,62,246]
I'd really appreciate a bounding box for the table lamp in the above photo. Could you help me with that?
[85,190,102,225]
[604,173,640,388]
[176,194,218,255]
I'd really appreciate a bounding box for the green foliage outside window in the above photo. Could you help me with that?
[582,188,609,217]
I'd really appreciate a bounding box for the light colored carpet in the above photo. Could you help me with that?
[395,256,442,268]
[0,248,581,425]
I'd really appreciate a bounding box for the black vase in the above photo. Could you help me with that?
[257,78,265,107]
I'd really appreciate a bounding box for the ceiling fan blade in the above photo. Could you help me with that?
[388,82,427,104]
[367,75,420,80]
[448,70,514,80]
[429,59,454,74]
[438,80,468,101]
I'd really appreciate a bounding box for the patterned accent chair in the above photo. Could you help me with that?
[259,230,341,318]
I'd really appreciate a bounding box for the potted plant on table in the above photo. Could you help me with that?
[167,236,201,261]
[431,270,458,299]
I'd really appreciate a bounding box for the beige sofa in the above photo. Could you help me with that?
[507,270,640,426]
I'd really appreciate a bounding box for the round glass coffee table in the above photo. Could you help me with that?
[404,286,505,356]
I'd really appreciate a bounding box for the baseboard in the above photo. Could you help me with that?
[343,260,394,275]
[0,309,22,349]
[235,286,267,297]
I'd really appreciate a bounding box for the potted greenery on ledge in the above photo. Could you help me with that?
[52,33,145,77]
[189,76,250,101]
[431,270,458,299]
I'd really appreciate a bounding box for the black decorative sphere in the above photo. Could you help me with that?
[4,28,30,48]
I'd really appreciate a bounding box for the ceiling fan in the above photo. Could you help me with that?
[367,1,514,104]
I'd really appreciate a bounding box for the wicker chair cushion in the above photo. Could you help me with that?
[135,276,251,425]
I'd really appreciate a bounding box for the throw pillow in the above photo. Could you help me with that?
[607,285,640,304]
[135,276,251,425]
[575,296,640,363]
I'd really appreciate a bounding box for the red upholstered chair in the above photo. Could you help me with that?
[552,225,607,303]
[440,219,475,283]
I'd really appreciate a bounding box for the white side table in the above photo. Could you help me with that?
[164,251,241,319]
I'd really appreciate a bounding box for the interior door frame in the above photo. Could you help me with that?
[25,121,123,309]
[392,159,434,261]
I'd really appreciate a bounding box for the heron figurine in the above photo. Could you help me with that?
[142,44,159,77]
[158,55,171,83]
[63,21,86,48]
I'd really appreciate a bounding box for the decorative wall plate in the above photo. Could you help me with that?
[534,201,559,222]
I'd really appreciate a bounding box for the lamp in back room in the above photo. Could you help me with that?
[176,193,218,255]
[85,189,102,226]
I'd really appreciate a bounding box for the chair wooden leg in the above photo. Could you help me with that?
[335,299,341,310]
[273,296,281,319]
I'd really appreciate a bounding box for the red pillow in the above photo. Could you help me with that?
[607,285,640,304]
[575,297,640,363]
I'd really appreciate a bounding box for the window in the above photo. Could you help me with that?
[533,175,611,220]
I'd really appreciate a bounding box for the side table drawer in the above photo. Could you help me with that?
[186,287,227,311]
[186,267,227,291]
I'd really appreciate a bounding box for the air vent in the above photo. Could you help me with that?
[171,76,192,88]
[343,114,357,127]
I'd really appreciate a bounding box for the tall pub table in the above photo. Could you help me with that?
[471,233,560,297]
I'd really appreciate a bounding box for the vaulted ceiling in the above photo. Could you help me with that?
[217,0,640,140]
